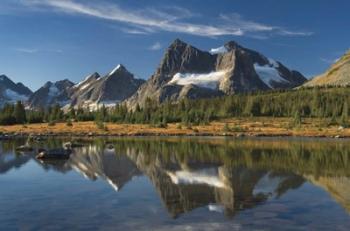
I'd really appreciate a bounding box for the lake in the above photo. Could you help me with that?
[1,137,350,230]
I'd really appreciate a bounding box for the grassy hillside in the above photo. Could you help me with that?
[304,51,350,86]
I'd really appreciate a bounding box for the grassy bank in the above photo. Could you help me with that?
[0,117,349,138]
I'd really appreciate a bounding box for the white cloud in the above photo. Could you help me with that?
[149,42,162,51]
[22,0,312,38]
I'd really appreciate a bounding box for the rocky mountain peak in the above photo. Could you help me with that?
[107,64,131,79]
[125,39,307,109]
[170,38,188,48]
[64,64,145,110]
[108,64,126,76]
[224,40,242,51]
[0,74,10,82]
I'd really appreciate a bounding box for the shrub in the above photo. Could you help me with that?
[95,121,108,131]
[48,121,56,126]
[223,123,231,132]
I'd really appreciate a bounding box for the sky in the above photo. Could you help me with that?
[0,0,349,91]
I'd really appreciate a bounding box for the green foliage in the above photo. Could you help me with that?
[95,120,108,131]
[48,121,56,126]
[340,101,349,127]
[223,123,231,132]
[66,120,73,127]
[293,110,302,127]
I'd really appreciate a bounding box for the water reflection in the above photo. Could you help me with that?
[1,137,350,221]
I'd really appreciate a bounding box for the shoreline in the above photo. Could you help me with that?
[1,118,350,139]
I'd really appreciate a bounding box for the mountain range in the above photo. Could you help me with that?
[3,39,347,110]
[27,64,145,110]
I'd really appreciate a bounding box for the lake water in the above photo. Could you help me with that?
[1,137,350,231]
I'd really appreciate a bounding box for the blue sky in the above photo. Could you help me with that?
[0,0,349,91]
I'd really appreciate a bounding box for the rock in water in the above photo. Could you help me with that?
[36,148,72,160]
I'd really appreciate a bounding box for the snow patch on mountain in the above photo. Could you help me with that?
[209,46,228,54]
[74,75,96,89]
[254,59,289,88]
[166,168,226,188]
[168,71,227,90]
[268,58,279,67]
[48,84,60,97]
[78,100,119,111]
[4,89,28,102]
[109,64,121,76]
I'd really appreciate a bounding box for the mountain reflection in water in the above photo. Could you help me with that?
[1,137,350,230]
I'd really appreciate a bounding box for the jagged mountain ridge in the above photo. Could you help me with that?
[125,39,307,109]
[27,64,145,109]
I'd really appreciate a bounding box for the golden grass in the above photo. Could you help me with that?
[0,117,349,137]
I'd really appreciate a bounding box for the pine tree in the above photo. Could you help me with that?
[293,110,302,127]
[13,101,26,124]
[68,107,76,120]
[340,101,349,127]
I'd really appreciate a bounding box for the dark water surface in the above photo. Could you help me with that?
[1,137,350,231]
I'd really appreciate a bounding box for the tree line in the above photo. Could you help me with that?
[0,87,349,127]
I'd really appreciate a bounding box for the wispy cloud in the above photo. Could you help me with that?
[15,48,38,53]
[14,47,63,54]
[149,42,162,51]
[21,0,313,38]
[121,28,149,35]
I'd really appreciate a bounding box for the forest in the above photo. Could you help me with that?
[0,87,349,127]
